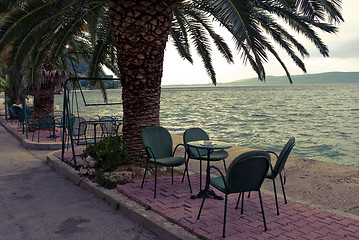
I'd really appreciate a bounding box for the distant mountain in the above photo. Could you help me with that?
[220,71,359,86]
[163,71,359,88]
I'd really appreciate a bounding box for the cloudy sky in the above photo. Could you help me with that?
[162,1,359,85]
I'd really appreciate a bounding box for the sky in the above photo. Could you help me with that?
[161,1,359,86]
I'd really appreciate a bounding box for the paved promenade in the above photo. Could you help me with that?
[0,122,159,240]
[118,175,359,239]
[1,111,359,239]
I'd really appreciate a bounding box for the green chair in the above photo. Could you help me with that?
[181,127,229,190]
[8,105,21,120]
[18,106,32,133]
[141,126,192,198]
[266,137,295,215]
[70,116,87,145]
[197,150,270,238]
[31,115,56,143]
[100,116,116,138]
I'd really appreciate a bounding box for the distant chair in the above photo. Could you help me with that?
[266,137,295,215]
[100,116,116,138]
[8,105,21,120]
[182,127,229,190]
[31,115,56,143]
[197,150,271,238]
[70,116,87,145]
[18,106,32,133]
[141,126,192,198]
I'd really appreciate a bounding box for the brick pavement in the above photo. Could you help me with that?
[1,117,62,143]
[117,174,359,240]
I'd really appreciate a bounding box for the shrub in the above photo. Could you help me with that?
[80,135,129,172]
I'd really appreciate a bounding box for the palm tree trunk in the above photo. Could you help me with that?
[109,0,176,161]
[30,69,67,121]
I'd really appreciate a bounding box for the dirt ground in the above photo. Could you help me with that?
[171,135,359,218]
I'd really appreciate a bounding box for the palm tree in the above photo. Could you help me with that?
[0,1,119,119]
[0,0,343,161]
[107,0,343,159]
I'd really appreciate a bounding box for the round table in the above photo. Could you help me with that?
[186,140,232,200]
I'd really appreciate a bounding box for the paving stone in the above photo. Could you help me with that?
[116,174,359,239]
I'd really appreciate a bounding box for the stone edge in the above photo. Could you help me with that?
[46,152,199,240]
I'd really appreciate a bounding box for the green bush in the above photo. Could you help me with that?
[80,135,129,172]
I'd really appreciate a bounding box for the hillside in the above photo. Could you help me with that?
[221,71,359,86]
[163,71,359,88]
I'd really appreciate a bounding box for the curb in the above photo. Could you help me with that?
[0,117,62,150]
[47,152,199,240]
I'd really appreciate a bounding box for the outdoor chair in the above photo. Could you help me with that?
[100,116,116,138]
[265,137,295,215]
[70,116,87,145]
[197,150,271,238]
[18,106,32,133]
[55,113,75,140]
[181,127,229,190]
[9,105,21,120]
[31,115,56,143]
[141,126,192,198]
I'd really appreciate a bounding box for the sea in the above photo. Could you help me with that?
[52,83,359,167]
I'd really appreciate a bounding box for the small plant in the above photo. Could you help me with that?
[80,135,129,188]
[81,135,129,172]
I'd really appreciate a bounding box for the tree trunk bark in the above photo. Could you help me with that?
[30,69,67,122]
[108,0,176,162]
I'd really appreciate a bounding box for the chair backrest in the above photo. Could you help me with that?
[9,105,21,119]
[38,115,55,129]
[72,117,87,137]
[142,126,173,159]
[272,137,295,177]
[183,128,210,157]
[100,116,116,135]
[226,150,270,193]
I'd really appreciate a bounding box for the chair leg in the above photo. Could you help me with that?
[223,159,227,173]
[141,161,149,189]
[199,159,202,190]
[279,173,287,204]
[184,160,192,193]
[258,190,267,231]
[272,178,280,215]
[171,167,174,184]
[154,164,157,198]
[222,194,228,238]
[181,157,190,183]
[241,191,245,214]
[235,192,241,209]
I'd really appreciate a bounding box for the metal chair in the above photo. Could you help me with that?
[141,126,192,198]
[181,127,229,190]
[266,137,295,215]
[70,116,87,145]
[8,105,21,120]
[100,116,116,138]
[31,115,56,143]
[197,150,271,238]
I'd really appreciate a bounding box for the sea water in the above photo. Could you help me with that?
[54,84,359,167]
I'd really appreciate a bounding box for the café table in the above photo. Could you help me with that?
[86,117,122,144]
[186,140,232,200]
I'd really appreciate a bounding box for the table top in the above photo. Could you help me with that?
[187,140,232,150]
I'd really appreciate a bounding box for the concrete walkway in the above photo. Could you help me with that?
[0,123,160,240]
